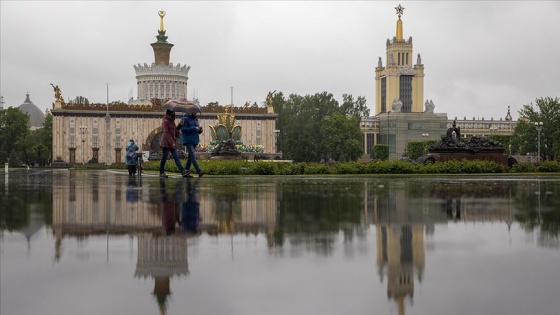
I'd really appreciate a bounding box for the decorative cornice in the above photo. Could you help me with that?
[54,103,272,115]
[398,66,415,75]
[133,62,190,76]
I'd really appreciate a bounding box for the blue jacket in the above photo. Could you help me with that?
[125,140,139,165]
[180,115,200,145]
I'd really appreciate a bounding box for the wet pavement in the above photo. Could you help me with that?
[1,169,559,315]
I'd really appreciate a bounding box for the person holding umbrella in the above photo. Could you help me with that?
[179,111,204,177]
[159,109,187,178]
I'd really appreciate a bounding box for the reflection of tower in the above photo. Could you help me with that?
[375,181,426,315]
[377,224,424,315]
[135,236,188,315]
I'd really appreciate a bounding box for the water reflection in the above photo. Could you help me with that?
[1,170,560,315]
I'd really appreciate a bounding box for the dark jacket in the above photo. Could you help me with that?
[180,115,200,145]
[160,115,178,149]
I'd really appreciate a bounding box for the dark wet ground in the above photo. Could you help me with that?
[1,169,559,315]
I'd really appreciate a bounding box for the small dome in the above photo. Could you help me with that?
[18,93,45,128]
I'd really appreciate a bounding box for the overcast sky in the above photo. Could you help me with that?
[1,1,559,121]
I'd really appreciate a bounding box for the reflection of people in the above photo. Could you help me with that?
[160,179,179,235]
[180,112,204,177]
[126,178,139,203]
[159,109,186,178]
[181,178,201,234]
[125,139,139,177]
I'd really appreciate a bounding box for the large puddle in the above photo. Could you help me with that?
[1,170,559,315]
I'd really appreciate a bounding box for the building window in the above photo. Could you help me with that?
[399,75,413,112]
[381,77,387,113]
[256,121,262,145]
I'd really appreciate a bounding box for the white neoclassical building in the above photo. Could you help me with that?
[50,12,278,165]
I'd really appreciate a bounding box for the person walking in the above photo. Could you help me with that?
[125,139,139,177]
[180,112,204,177]
[159,109,186,178]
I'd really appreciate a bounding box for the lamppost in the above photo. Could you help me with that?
[422,133,429,156]
[80,126,87,164]
[535,122,543,162]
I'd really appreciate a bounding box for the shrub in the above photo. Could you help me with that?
[407,141,425,160]
[536,161,560,172]
[511,162,534,173]
[249,162,276,175]
[371,145,389,161]
[303,163,332,174]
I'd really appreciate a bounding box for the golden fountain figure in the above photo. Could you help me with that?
[209,106,242,157]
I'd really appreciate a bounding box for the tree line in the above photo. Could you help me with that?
[0,108,52,166]
[1,95,558,165]
[271,92,369,162]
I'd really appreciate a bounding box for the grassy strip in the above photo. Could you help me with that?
[107,159,560,176]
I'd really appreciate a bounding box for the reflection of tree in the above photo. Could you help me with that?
[274,181,364,255]
[514,180,560,247]
[0,172,53,231]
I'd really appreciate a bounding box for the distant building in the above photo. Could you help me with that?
[18,93,45,130]
[132,11,190,104]
[360,5,516,159]
[50,12,277,165]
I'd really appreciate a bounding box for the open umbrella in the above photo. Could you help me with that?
[163,99,202,114]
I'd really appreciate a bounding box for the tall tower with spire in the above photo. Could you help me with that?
[133,11,191,102]
[375,4,425,115]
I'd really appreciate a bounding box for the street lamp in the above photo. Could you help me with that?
[535,121,543,162]
[80,126,87,164]
[422,133,429,156]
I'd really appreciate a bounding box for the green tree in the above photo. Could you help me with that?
[272,91,368,162]
[407,141,425,160]
[372,144,389,160]
[488,134,512,155]
[340,94,370,118]
[0,108,30,164]
[514,97,560,160]
[70,96,90,105]
[511,120,535,156]
[320,113,363,161]
[552,130,560,161]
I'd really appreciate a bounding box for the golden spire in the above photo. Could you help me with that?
[395,4,404,41]
[158,11,166,32]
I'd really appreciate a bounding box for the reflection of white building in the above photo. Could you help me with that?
[51,172,278,260]
[135,235,188,315]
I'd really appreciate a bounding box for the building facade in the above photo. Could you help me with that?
[51,12,277,165]
[361,5,515,160]
[133,11,190,103]
[375,4,424,115]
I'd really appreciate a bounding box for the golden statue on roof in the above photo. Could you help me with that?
[158,10,166,32]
